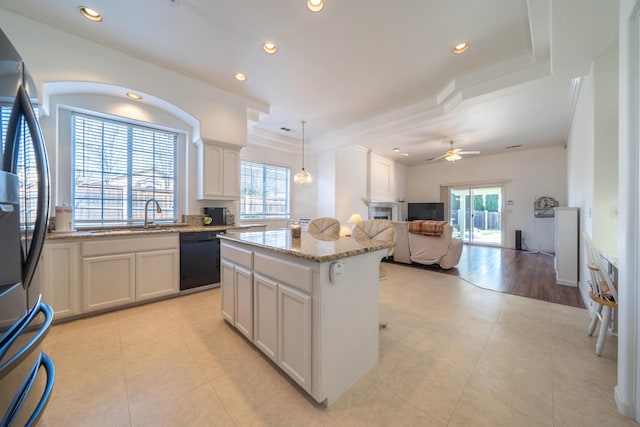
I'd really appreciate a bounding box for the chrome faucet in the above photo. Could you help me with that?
[144,199,162,228]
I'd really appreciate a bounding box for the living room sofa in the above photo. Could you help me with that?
[392,221,463,269]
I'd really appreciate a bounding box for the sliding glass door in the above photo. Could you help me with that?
[450,186,504,246]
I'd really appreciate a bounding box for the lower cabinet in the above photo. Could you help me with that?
[221,243,313,394]
[83,253,136,312]
[135,249,179,301]
[81,235,179,313]
[221,260,253,339]
[253,274,312,392]
[234,265,253,340]
[276,283,312,392]
[41,241,81,320]
[253,274,278,361]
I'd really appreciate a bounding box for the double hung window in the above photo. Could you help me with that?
[240,161,290,220]
[71,112,178,226]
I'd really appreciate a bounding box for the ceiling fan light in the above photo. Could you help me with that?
[445,153,462,162]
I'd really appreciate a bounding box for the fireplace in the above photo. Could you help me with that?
[368,202,402,221]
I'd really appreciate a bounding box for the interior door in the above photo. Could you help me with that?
[450,186,504,246]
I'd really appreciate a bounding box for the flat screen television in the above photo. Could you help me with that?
[407,202,445,221]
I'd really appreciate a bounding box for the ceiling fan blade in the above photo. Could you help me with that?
[458,150,480,155]
[430,153,447,161]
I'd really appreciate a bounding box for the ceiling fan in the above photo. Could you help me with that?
[431,140,480,162]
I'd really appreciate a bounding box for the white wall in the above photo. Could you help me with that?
[567,41,619,303]
[567,70,595,300]
[616,0,639,419]
[593,43,620,255]
[406,146,568,249]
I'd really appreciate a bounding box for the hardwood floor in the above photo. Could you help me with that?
[393,244,585,308]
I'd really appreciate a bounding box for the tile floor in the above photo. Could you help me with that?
[39,263,635,426]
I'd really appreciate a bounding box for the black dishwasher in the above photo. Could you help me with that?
[179,230,224,291]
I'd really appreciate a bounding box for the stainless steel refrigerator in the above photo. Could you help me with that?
[0,28,55,425]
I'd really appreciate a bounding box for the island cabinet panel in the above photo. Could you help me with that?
[221,242,255,339]
[234,265,254,340]
[253,274,279,361]
[219,231,390,406]
[278,284,312,392]
[254,252,312,293]
[221,260,235,323]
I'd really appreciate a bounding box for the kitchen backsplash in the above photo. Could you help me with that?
[182,214,204,226]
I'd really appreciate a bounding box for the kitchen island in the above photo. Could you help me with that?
[218,229,393,406]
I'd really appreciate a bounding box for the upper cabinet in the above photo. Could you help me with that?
[197,140,240,200]
[368,151,396,202]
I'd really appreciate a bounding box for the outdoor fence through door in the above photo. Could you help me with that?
[450,186,503,246]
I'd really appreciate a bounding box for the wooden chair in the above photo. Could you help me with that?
[308,217,340,238]
[582,232,618,356]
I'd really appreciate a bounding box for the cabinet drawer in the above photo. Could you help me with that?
[221,242,253,268]
[254,253,312,293]
[82,235,179,257]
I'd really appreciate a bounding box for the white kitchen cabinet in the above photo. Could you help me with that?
[221,259,235,323]
[278,283,312,392]
[135,249,179,301]
[554,207,579,286]
[81,234,179,313]
[220,236,386,405]
[41,241,81,319]
[197,140,240,200]
[82,253,135,312]
[223,149,240,198]
[220,242,254,339]
[234,265,253,340]
[253,274,278,361]
[368,151,396,202]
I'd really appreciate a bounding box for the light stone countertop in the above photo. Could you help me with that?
[45,223,266,240]
[219,229,394,263]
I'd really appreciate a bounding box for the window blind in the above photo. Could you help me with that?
[240,161,290,219]
[72,112,178,225]
[0,103,40,229]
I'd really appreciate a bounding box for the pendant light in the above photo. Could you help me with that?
[294,120,312,185]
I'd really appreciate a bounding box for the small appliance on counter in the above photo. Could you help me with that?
[203,207,227,226]
[54,205,73,232]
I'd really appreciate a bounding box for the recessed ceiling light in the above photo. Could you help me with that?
[79,6,102,22]
[453,42,469,54]
[307,0,324,12]
[393,148,400,152]
[126,92,142,100]
[402,153,409,156]
[235,73,247,82]
[262,42,277,54]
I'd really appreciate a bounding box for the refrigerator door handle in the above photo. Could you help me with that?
[1,352,55,427]
[2,84,50,290]
[0,300,53,381]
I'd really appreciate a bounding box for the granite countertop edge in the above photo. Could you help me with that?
[45,223,266,240]
[219,232,394,263]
